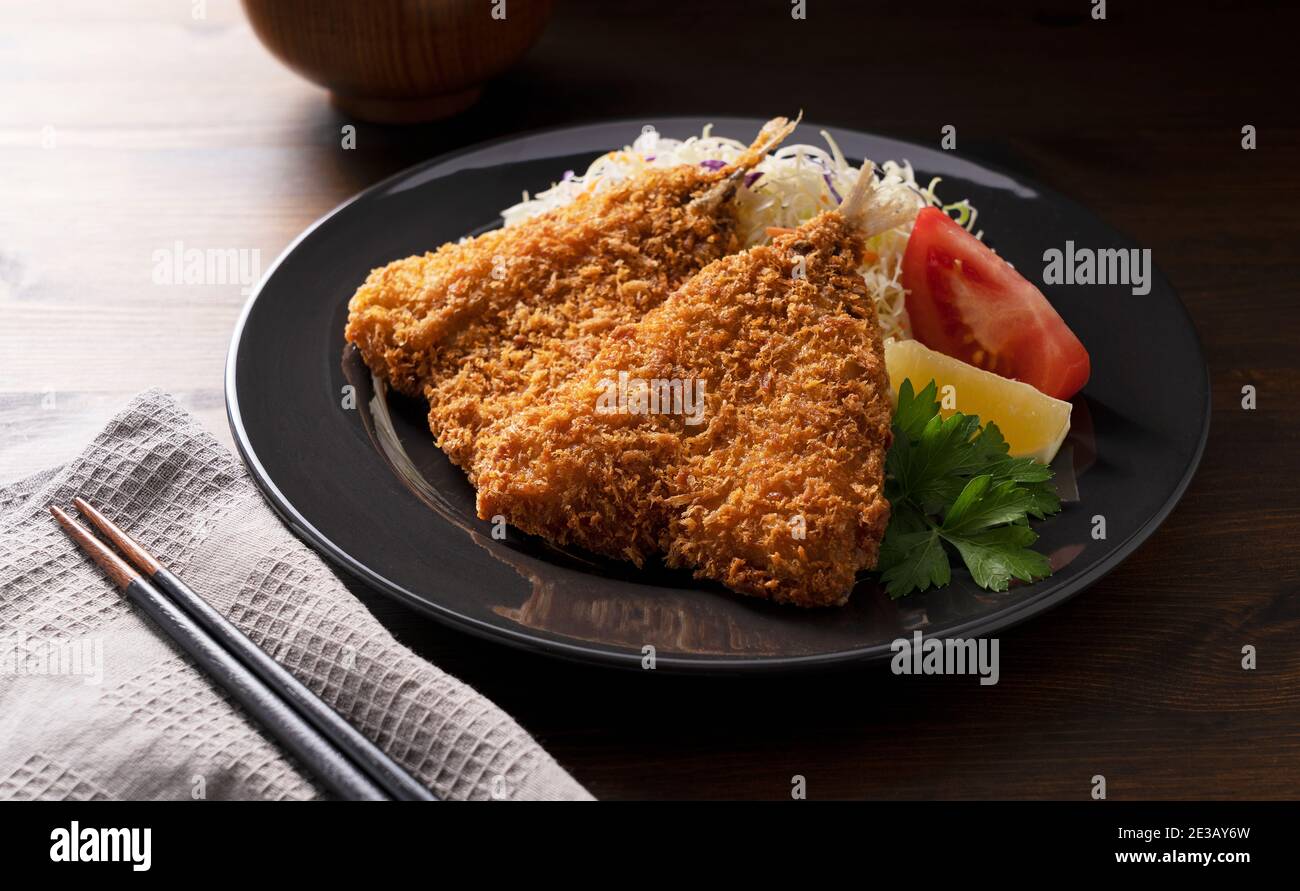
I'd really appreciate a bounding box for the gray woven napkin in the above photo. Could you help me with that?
[0,389,591,801]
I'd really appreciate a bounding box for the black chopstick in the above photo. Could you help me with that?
[51,503,432,801]
[50,506,386,800]
[68,498,435,801]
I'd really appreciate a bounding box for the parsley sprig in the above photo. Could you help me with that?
[878,379,1062,598]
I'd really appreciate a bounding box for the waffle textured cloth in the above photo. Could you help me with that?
[0,390,591,800]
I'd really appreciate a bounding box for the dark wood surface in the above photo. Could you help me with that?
[3,0,1297,799]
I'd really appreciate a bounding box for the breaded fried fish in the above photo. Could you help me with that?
[474,168,916,606]
[345,117,798,474]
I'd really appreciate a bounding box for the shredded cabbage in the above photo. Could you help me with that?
[499,126,979,343]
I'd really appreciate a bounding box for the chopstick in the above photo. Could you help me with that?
[50,506,386,800]
[70,498,435,801]
[51,501,435,801]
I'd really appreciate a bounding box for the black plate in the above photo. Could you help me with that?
[226,117,1209,673]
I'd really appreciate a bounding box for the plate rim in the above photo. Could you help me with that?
[225,116,1213,674]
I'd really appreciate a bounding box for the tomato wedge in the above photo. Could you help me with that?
[901,207,1090,400]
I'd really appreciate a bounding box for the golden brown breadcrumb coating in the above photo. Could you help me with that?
[345,118,796,473]
[474,210,894,607]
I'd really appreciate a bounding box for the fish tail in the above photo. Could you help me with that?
[838,162,916,238]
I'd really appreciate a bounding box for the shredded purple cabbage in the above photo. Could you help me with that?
[699,159,727,171]
[744,171,763,188]
[823,173,842,203]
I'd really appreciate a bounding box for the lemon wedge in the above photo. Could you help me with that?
[884,339,1072,464]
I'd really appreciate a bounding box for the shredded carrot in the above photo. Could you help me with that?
[862,250,879,263]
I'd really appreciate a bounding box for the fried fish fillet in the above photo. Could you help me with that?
[345,117,797,475]
[474,169,916,606]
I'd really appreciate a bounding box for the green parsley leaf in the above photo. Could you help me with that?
[879,525,951,597]
[942,525,1052,592]
[941,474,1040,535]
[892,378,942,442]
[876,377,1063,598]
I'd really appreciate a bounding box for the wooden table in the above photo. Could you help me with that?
[3,0,1297,799]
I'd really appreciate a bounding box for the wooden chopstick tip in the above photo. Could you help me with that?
[49,504,139,589]
[49,504,77,531]
[72,496,162,575]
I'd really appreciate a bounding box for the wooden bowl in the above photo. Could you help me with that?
[241,0,555,123]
